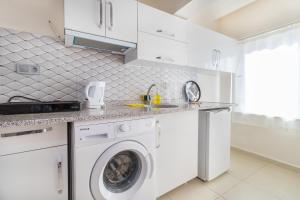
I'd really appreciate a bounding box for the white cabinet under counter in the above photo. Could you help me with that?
[0,123,68,200]
[155,111,198,197]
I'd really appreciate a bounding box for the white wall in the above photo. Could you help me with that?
[232,122,300,168]
[0,0,64,38]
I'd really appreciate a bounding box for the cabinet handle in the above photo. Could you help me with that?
[1,127,53,138]
[155,120,161,149]
[212,49,217,68]
[107,1,113,30]
[217,50,221,68]
[57,156,63,194]
[156,29,175,38]
[156,56,174,63]
[98,0,103,28]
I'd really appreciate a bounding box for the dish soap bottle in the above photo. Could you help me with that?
[152,88,161,105]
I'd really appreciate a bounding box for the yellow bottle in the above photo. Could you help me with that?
[152,93,161,105]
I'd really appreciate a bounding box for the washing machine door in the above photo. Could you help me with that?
[90,141,154,200]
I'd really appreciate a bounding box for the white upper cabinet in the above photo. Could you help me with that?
[138,3,187,43]
[64,0,137,43]
[187,22,238,73]
[105,0,137,43]
[126,3,188,66]
[138,31,187,66]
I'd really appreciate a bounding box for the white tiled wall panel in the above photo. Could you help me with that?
[0,27,206,103]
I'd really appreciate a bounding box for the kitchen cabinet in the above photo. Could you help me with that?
[126,3,188,66]
[0,124,68,200]
[187,22,238,73]
[64,0,137,43]
[137,31,188,66]
[155,111,198,197]
[138,3,187,43]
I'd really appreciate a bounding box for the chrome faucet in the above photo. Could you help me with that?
[145,84,157,106]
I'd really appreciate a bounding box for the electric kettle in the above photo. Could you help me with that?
[84,81,105,109]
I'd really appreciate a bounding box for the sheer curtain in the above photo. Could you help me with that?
[234,24,300,129]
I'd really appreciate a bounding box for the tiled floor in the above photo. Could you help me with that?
[158,149,300,200]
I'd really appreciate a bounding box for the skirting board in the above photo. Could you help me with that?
[231,146,300,173]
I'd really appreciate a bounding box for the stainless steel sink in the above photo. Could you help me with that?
[151,104,179,108]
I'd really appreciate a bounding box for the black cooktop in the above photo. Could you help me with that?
[0,98,81,115]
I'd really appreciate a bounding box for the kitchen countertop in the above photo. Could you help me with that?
[0,101,233,128]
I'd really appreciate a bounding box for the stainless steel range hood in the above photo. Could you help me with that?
[64,29,137,55]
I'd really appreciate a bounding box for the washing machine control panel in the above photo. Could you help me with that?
[115,118,155,137]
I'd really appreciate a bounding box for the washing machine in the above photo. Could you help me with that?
[72,117,156,200]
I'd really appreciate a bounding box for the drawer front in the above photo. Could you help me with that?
[138,32,187,66]
[0,123,67,156]
[0,146,68,200]
[138,3,187,43]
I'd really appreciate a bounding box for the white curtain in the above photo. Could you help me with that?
[234,24,300,129]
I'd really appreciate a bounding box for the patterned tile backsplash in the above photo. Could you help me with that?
[0,27,215,103]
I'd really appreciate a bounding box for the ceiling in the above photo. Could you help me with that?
[139,0,192,14]
[176,0,256,20]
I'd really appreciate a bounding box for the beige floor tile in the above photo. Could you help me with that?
[245,164,300,200]
[205,173,240,195]
[229,150,268,180]
[168,179,220,200]
[157,193,172,200]
[223,182,279,200]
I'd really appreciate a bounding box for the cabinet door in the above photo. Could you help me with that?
[207,110,231,180]
[65,0,106,37]
[156,111,198,197]
[187,22,238,72]
[138,3,187,43]
[216,37,238,73]
[0,146,68,200]
[187,23,218,70]
[138,32,187,66]
[105,0,137,43]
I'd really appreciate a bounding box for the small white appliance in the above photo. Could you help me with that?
[198,107,231,181]
[72,118,156,200]
[85,81,105,109]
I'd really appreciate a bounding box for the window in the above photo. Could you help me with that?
[244,44,300,120]
[234,26,300,121]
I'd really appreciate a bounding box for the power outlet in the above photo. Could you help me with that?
[16,63,40,75]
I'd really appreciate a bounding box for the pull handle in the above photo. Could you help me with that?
[217,50,221,69]
[57,156,63,194]
[107,1,113,30]
[98,0,103,28]
[84,82,94,101]
[1,127,53,138]
[156,29,175,38]
[212,49,218,67]
[155,120,161,149]
[80,133,109,141]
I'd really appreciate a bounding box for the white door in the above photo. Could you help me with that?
[138,3,187,43]
[65,0,106,37]
[207,110,231,180]
[0,146,68,200]
[138,31,187,66]
[105,0,137,43]
[90,141,154,200]
[155,111,198,197]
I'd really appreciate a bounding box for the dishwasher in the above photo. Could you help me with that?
[198,107,231,181]
[0,124,68,200]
